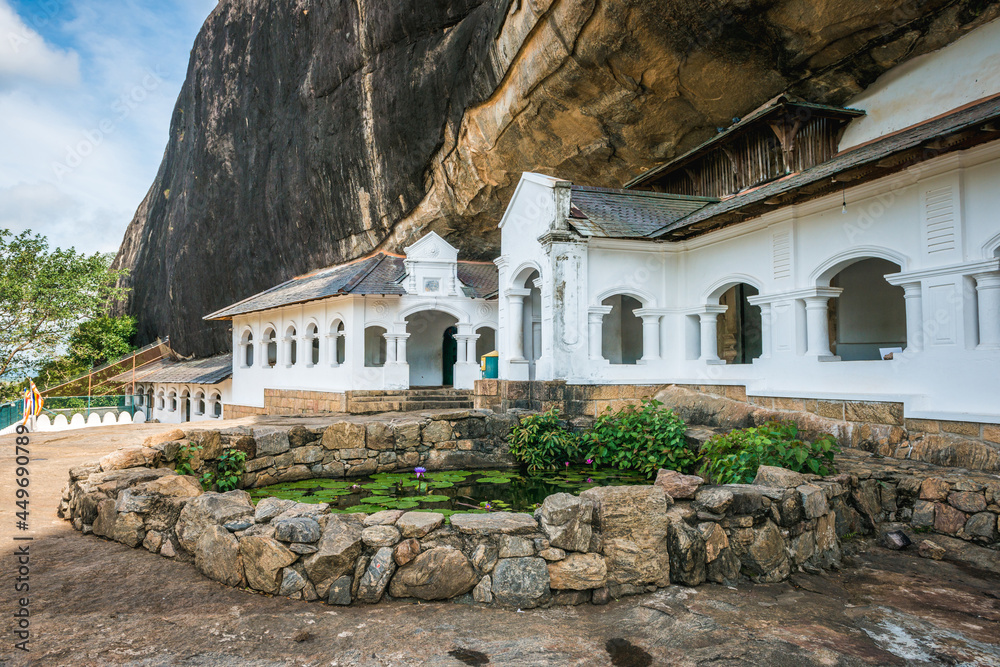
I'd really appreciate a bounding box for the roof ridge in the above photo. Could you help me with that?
[341,253,390,294]
[571,184,719,202]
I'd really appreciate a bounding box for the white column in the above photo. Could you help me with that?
[507,289,530,361]
[397,333,409,363]
[466,334,479,364]
[327,334,340,367]
[804,295,835,358]
[900,282,924,352]
[697,307,727,363]
[384,333,397,363]
[974,272,1000,349]
[456,335,469,365]
[759,303,772,359]
[587,307,612,360]
[638,313,661,362]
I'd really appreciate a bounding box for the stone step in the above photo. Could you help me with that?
[347,399,474,414]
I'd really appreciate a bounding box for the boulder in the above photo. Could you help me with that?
[698,522,729,563]
[99,446,160,471]
[175,491,255,553]
[302,517,363,598]
[451,512,538,536]
[362,525,401,547]
[143,428,186,447]
[752,466,808,488]
[326,575,354,605]
[667,519,706,586]
[498,535,534,558]
[877,528,912,550]
[539,547,566,561]
[580,485,669,586]
[602,538,667,585]
[538,493,593,552]
[272,502,330,522]
[396,511,444,538]
[547,553,607,590]
[278,567,307,597]
[948,491,987,514]
[188,430,223,460]
[491,557,550,608]
[739,521,789,583]
[707,547,741,584]
[254,497,297,523]
[92,499,118,538]
[194,525,243,587]
[388,547,478,600]
[934,503,967,535]
[363,509,405,526]
[240,536,298,593]
[654,469,703,499]
[393,538,421,566]
[918,540,946,560]
[273,517,322,543]
[919,477,951,502]
[911,500,936,528]
[254,428,291,456]
[110,512,146,548]
[471,543,498,574]
[964,512,997,541]
[797,484,829,520]
[356,547,396,603]
[472,575,492,603]
[322,421,366,450]
[693,487,734,514]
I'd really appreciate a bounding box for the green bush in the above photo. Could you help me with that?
[507,409,578,471]
[699,420,839,484]
[175,442,203,477]
[215,449,247,492]
[580,399,693,476]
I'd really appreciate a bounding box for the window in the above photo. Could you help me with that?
[195,391,205,415]
[602,295,643,365]
[285,325,297,367]
[242,330,254,367]
[716,284,762,364]
[211,394,222,418]
[364,325,387,367]
[307,323,320,365]
[828,258,905,360]
[167,391,177,412]
[330,320,346,366]
[264,328,277,368]
[156,391,164,410]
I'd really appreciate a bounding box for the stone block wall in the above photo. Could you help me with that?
[226,389,349,420]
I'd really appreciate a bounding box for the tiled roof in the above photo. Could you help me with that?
[648,94,1000,239]
[566,185,717,238]
[205,253,499,320]
[106,354,231,385]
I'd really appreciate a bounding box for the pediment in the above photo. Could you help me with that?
[404,231,458,262]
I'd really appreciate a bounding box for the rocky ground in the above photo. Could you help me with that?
[2,421,999,666]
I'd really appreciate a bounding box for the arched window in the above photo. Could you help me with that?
[602,295,643,364]
[167,390,177,412]
[475,326,497,364]
[330,320,346,366]
[195,391,205,415]
[364,325,387,367]
[284,325,297,367]
[829,258,905,360]
[716,284,762,364]
[306,323,320,366]
[156,390,164,410]
[211,393,222,418]
[241,330,254,367]
[264,328,277,368]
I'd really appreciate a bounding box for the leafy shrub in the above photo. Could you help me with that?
[215,449,247,492]
[175,442,203,477]
[699,420,838,484]
[507,409,578,471]
[580,399,693,476]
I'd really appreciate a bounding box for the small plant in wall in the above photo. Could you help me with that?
[507,409,579,471]
[174,442,203,476]
[214,449,248,492]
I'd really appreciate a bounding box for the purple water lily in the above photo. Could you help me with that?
[564,462,570,467]
[414,466,426,478]
[586,478,593,483]
[586,458,593,464]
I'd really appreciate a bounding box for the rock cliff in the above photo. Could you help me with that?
[112,0,999,355]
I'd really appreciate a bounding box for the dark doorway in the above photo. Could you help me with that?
[717,284,763,364]
[183,396,191,422]
[442,326,458,386]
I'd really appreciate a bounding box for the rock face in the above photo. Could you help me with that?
[109,0,999,355]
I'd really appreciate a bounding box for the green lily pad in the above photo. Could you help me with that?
[475,477,511,484]
[414,494,450,503]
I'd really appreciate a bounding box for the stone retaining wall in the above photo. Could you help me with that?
[57,418,999,609]
[225,388,348,419]
[475,381,1000,472]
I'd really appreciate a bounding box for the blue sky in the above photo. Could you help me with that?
[0,0,217,254]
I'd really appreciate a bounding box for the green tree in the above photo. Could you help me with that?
[33,315,137,389]
[0,229,129,383]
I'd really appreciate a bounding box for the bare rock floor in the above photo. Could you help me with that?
[2,422,999,666]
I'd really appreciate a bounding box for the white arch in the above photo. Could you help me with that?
[703,274,765,302]
[70,413,85,428]
[36,415,52,431]
[982,230,1000,258]
[53,414,68,429]
[509,262,543,289]
[239,326,254,343]
[397,302,469,324]
[101,412,117,425]
[593,286,657,308]
[811,246,909,285]
[133,411,146,425]
[328,314,346,331]
[117,411,132,424]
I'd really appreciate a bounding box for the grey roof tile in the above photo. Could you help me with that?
[567,185,716,238]
[107,354,232,385]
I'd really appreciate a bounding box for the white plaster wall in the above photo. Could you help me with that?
[500,140,1000,421]
[406,310,457,386]
[840,18,1000,149]
[144,379,231,424]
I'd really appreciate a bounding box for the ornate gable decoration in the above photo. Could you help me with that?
[403,232,460,296]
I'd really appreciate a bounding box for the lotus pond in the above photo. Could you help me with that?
[248,466,650,517]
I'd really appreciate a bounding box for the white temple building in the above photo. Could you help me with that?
[193,17,999,426]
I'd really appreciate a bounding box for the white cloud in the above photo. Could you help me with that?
[0,0,216,254]
[0,1,80,88]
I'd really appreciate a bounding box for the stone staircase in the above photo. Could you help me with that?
[345,388,475,414]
